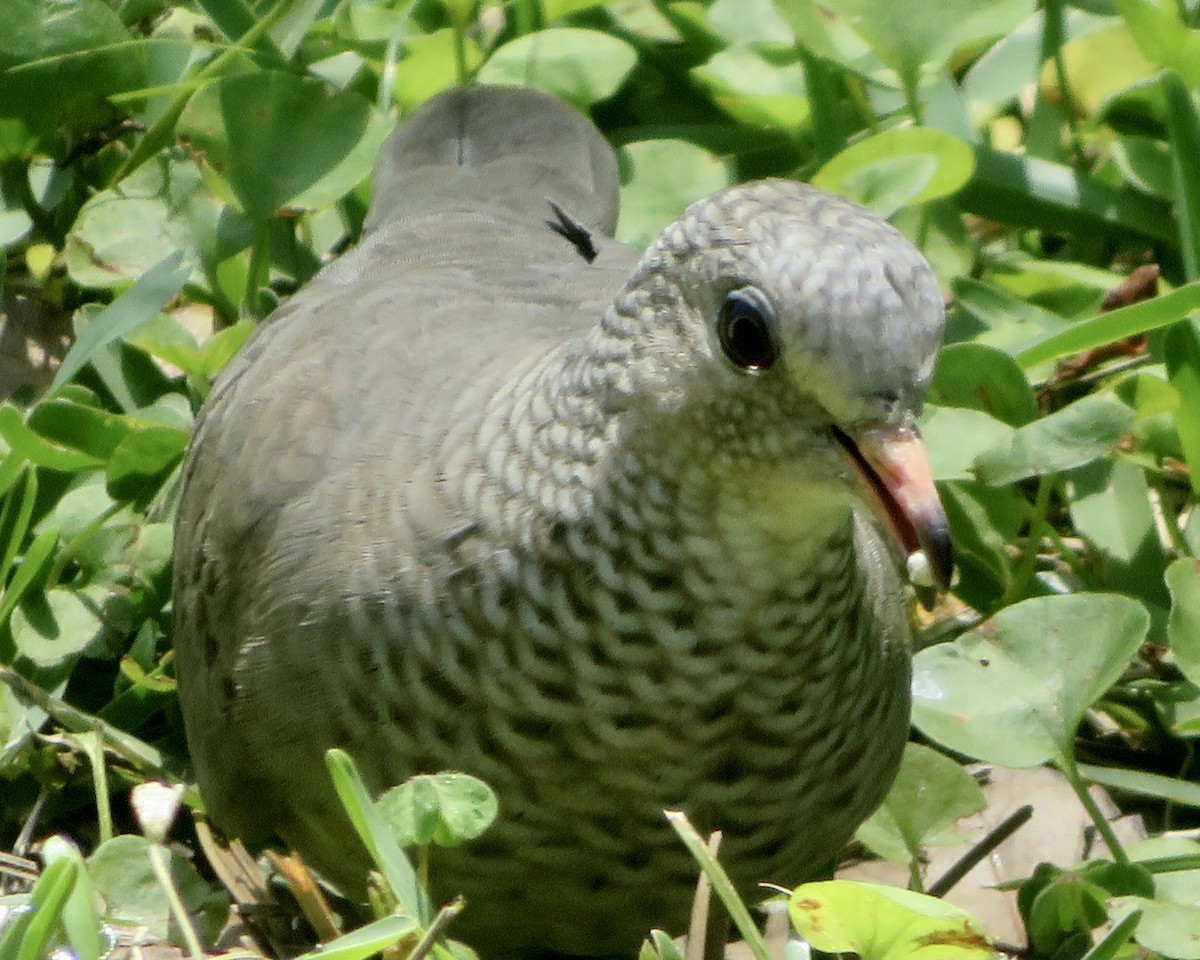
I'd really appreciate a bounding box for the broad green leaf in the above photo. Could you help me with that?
[938,481,1025,611]
[707,0,793,45]
[477,29,638,109]
[948,276,1070,353]
[920,405,1014,482]
[88,834,228,945]
[855,743,985,863]
[10,586,108,669]
[930,342,1037,426]
[1027,874,1108,955]
[1166,557,1200,684]
[974,392,1134,485]
[377,772,498,847]
[1068,458,1167,605]
[178,72,390,222]
[66,196,195,288]
[812,127,974,218]
[616,140,731,248]
[1111,134,1173,199]
[690,47,811,132]
[913,593,1149,767]
[105,426,190,505]
[0,0,146,157]
[789,880,993,959]
[26,400,134,462]
[1116,0,1200,85]
[807,0,1033,92]
[0,407,104,472]
[1108,897,1200,960]
[391,29,483,113]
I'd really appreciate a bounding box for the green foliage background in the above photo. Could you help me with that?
[2,0,1200,957]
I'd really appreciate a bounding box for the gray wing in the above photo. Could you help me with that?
[172,87,637,841]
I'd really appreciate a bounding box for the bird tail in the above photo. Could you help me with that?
[365,85,620,237]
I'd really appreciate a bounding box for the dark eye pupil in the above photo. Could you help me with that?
[719,298,776,371]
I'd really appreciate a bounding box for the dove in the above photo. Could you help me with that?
[173,84,951,957]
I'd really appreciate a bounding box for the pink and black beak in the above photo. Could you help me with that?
[833,422,952,609]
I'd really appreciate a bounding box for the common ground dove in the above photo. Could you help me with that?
[173,84,951,957]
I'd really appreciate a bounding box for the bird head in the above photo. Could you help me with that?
[602,179,952,598]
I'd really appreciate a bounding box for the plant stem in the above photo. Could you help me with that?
[148,842,205,960]
[1000,473,1055,606]
[1058,751,1130,865]
[665,810,771,960]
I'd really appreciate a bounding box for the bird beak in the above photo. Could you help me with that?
[835,422,953,609]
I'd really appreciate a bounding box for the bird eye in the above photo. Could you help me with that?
[718,289,777,372]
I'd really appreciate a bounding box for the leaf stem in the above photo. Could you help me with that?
[1000,473,1055,606]
[1058,751,1130,865]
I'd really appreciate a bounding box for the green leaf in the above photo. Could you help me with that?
[0,854,77,960]
[105,426,190,505]
[41,837,105,960]
[293,914,421,960]
[324,748,429,924]
[1163,70,1200,281]
[0,406,104,471]
[1165,321,1200,496]
[812,127,975,217]
[788,880,994,959]
[1028,875,1108,956]
[10,586,108,669]
[1165,557,1200,684]
[477,28,638,108]
[178,72,390,223]
[920,405,1014,482]
[930,342,1037,426]
[48,252,190,398]
[1108,897,1200,959]
[1068,458,1167,605]
[26,400,135,462]
[690,47,811,132]
[87,834,228,945]
[1115,0,1200,85]
[1015,281,1200,368]
[0,463,38,592]
[707,0,793,45]
[974,392,1134,485]
[616,140,731,248]
[855,743,986,863]
[0,528,60,628]
[957,145,1176,246]
[808,0,1033,91]
[1077,763,1200,810]
[391,30,483,113]
[913,593,1150,767]
[377,772,498,848]
[0,0,146,158]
